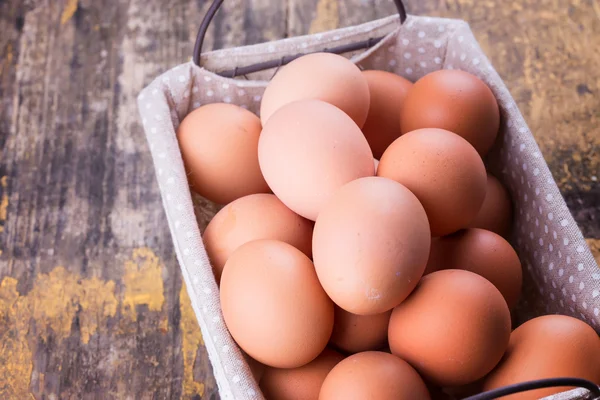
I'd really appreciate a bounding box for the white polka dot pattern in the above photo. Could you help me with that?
[137,14,599,400]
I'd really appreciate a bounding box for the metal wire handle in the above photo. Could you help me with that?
[192,0,407,77]
[464,377,600,400]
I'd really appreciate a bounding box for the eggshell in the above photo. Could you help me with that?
[361,70,413,158]
[220,239,334,368]
[319,351,431,400]
[177,103,269,204]
[260,53,370,127]
[244,354,266,383]
[482,315,600,400]
[388,269,511,387]
[313,177,431,315]
[203,193,313,283]
[259,100,374,221]
[468,173,513,237]
[424,228,522,309]
[329,306,392,354]
[400,69,500,156]
[260,348,344,400]
[377,128,487,236]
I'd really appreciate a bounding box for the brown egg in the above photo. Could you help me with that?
[260,53,370,127]
[259,100,374,221]
[361,70,413,158]
[260,348,344,400]
[330,306,392,354]
[220,239,334,368]
[388,269,511,387]
[177,103,270,204]
[400,69,500,156]
[313,177,431,315]
[203,193,313,283]
[482,315,600,400]
[377,128,487,236]
[244,354,266,383]
[468,173,513,237]
[424,228,522,309]
[319,351,431,400]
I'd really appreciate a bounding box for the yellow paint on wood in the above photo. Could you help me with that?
[0,247,171,397]
[309,0,339,34]
[60,0,79,25]
[586,238,600,266]
[122,247,167,331]
[78,278,118,344]
[0,176,8,222]
[27,267,81,341]
[180,284,205,398]
[0,278,33,399]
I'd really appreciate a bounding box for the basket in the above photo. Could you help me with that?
[137,1,600,399]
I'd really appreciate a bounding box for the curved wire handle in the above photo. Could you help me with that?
[192,0,407,76]
[464,377,600,400]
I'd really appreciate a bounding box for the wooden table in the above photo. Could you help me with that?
[0,0,598,398]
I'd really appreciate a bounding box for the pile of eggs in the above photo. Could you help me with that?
[177,53,600,399]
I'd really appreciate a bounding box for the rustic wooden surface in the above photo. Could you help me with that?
[0,0,598,398]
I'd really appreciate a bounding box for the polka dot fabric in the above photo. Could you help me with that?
[137,14,599,400]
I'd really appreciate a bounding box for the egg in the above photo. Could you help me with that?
[482,315,600,400]
[203,193,313,283]
[260,348,344,400]
[377,128,487,236]
[260,53,370,127]
[319,351,431,400]
[388,269,511,387]
[329,306,392,354]
[468,173,513,237]
[424,228,522,309]
[177,103,270,204]
[220,239,334,368]
[245,354,266,382]
[399,69,500,156]
[259,99,374,221]
[361,70,413,158]
[313,177,431,315]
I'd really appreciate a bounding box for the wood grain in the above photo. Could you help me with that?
[0,0,598,399]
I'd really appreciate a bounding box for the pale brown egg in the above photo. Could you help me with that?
[388,269,511,387]
[400,69,500,156]
[220,239,334,368]
[177,103,270,204]
[377,128,487,236]
[260,53,370,127]
[319,351,431,400]
[482,315,600,400]
[329,306,391,354]
[203,193,313,283]
[313,177,430,315]
[361,70,413,158]
[424,228,522,309]
[260,348,344,400]
[468,173,513,237]
[259,100,374,221]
